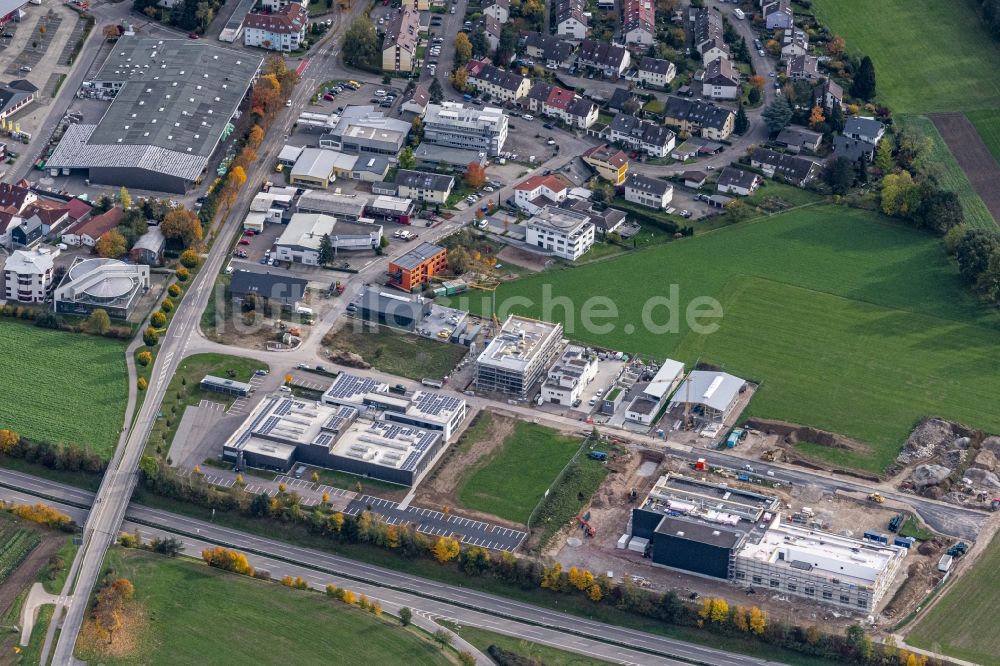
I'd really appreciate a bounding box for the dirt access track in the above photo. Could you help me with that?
[929,112,1000,225]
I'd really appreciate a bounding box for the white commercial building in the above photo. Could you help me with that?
[2,247,57,303]
[525,205,595,261]
[475,315,564,397]
[275,213,382,264]
[422,102,509,157]
[541,345,599,406]
[734,515,907,613]
[624,359,684,425]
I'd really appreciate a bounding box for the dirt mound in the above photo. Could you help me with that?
[912,464,952,488]
[745,418,866,452]
[329,349,370,369]
[897,418,956,465]
[982,436,1000,456]
[973,449,997,472]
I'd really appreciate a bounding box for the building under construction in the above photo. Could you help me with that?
[474,315,563,398]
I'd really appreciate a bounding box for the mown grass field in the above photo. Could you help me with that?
[908,531,1000,665]
[0,320,127,456]
[897,115,996,229]
[442,622,612,665]
[483,206,1000,472]
[813,0,1000,115]
[75,549,450,666]
[458,422,583,523]
[967,109,1000,163]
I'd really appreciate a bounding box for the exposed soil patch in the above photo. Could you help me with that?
[929,112,1000,226]
[0,532,62,619]
[745,418,881,481]
[497,245,552,273]
[413,412,524,528]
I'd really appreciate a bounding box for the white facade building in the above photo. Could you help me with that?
[513,174,570,214]
[422,102,509,157]
[3,247,57,303]
[624,173,673,210]
[526,206,595,261]
[541,345,599,406]
[243,3,308,52]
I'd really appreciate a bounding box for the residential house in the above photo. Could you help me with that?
[528,84,597,128]
[243,3,308,52]
[703,57,740,100]
[401,0,429,9]
[565,97,598,128]
[130,226,165,266]
[812,79,843,111]
[682,170,708,188]
[0,79,37,120]
[0,212,20,249]
[607,87,643,114]
[663,96,735,140]
[3,247,57,303]
[561,198,627,235]
[624,173,673,210]
[843,116,886,145]
[482,0,510,22]
[394,169,455,204]
[521,32,576,69]
[775,126,822,153]
[582,144,629,184]
[24,203,71,236]
[831,136,877,162]
[750,147,820,186]
[785,54,819,80]
[401,84,430,117]
[623,0,656,46]
[716,167,763,196]
[388,242,448,291]
[763,0,793,30]
[577,39,630,77]
[555,0,589,40]
[780,29,808,59]
[10,216,41,248]
[0,182,36,214]
[608,114,676,157]
[525,205,595,261]
[60,206,123,247]
[690,8,729,64]
[465,60,531,102]
[382,7,419,73]
[513,173,571,214]
[637,57,676,89]
[475,15,502,52]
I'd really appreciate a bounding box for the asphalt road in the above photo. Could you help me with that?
[0,470,781,666]
[345,494,527,551]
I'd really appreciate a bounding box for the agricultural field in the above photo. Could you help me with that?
[812,0,1000,115]
[322,324,469,381]
[966,109,1000,163]
[0,321,127,457]
[907,531,1000,664]
[457,422,583,524]
[75,549,451,666]
[897,116,996,229]
[0,526,41,586]
[484,206,1000,472]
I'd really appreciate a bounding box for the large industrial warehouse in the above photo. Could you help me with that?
[45,38,263,193]
[629,474,908,612]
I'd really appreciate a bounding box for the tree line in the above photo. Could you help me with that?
[0,428,107,477]
[135,459,945,665]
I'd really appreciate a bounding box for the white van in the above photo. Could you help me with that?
[733,8,745,19]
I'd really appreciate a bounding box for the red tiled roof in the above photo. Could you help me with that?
[0,210,16,234]
[24,204,69,227]
[65,198,93,220]
[244,3,307,35]
[515,174,570,193]
[69,206,123,240]
[544,86,575,111]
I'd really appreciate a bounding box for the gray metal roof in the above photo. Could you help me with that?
[669,370,744,413]
[48,38,262,183]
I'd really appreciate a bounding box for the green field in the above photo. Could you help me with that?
[458,422,583,523]
[76,549,450,666]
[908,531,1000,664]
[0,526,40,586]
[0,320,127,455]
[322,324,468,381]
[483,206,1000,472]
[897,115,996,228]
[442,622,611,665]
[967,109,1000,163]
[813,0,1000,114]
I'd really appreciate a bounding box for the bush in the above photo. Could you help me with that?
[179,249,201,268]
[175,267,190,282]
[167,284,182,298]
[143,327,160,346]
[150,311,167,328]
[137,351,153,366]
[161,298,175,313]
[137,377,148,391]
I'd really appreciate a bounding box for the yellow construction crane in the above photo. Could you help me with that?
[467,273,502,335]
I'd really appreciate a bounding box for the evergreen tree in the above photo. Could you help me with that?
[762,96,793,134]
[318,233,334,265]
[828,100,845,133]
[851,56,876,100]
[734,104,749,135]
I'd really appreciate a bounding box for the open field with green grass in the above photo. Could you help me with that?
[745,182,823,208]
[323,324,468,381]
[908,531,1000,664]
[440,621,611,665]
[458,422,583,523]
[483,206,1000,472]
[75,549,450,666]
[813,0,1000,115]
[898,115,996,229]
[0,320,127,456]
[966,109,1000,163]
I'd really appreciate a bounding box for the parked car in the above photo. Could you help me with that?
[523,114,534,121]
[238,238,251,245]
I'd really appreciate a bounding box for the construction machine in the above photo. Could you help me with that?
[868,492,885,504]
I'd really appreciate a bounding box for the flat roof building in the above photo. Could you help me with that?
[357,285,432,332]
[46,38,263,193]
[289,148,358,189]
[475,315,563,398]
[525,205,595,261]
[422,102,509,157]
[297,191,369,220]
[387,241,447,291]
[221,396,442,485]
[541,345,598,406]
[53,257,150,320]
[324,106,410,158]
[275,213,382,265]
[625,359,683,425]
[366,195,416,224]
[201,375,253,397]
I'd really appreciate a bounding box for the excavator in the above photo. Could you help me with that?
[868,492,885,504]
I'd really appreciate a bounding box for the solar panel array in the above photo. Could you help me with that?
[412,391,463,418]
[325,373,384,402]
[321,406,358,435]
[312,432,334,447]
